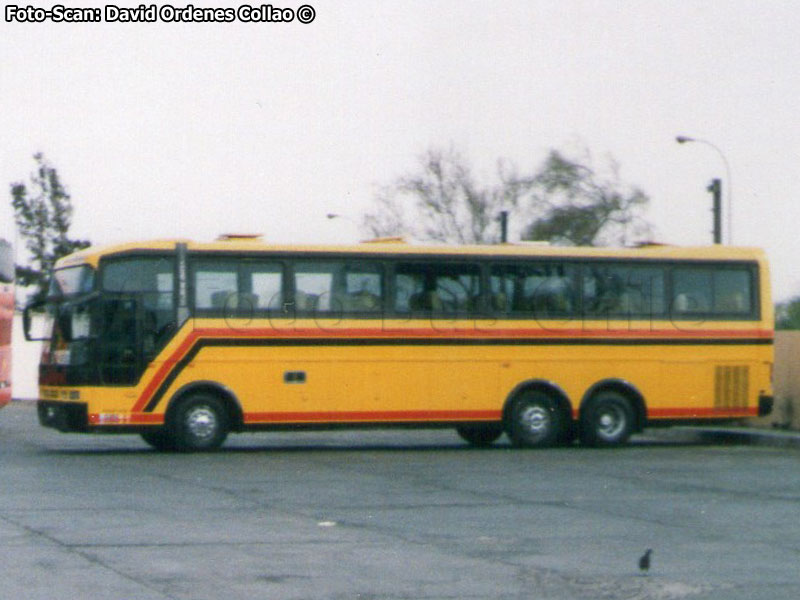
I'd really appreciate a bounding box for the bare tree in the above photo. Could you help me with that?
[364,147,516,244]
[363,145,651,246]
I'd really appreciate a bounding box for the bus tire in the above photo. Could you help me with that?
[140,428,175,451]
[579,391,634,447]
[505,388,563,448]
[456,424,504,447]
[169,393,229,452]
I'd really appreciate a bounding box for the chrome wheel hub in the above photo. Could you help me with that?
[186,406,218,441]
[521,405,550,435]
[597,407,625,439]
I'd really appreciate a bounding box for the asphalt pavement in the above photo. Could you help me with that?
[3,400,800,600]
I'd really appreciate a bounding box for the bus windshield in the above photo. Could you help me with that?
[41,297,95,367]
[31,257,176,386]
[25,265,95,343]
[39,294,143,385]
[49,265,95,297]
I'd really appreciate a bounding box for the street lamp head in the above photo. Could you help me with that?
[674,134,733,244]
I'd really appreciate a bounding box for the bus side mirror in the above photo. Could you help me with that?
[22,305,31,340]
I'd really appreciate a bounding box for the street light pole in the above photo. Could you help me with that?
[676,135,733,244]
[707,178,722,244]
[498,211,509,243]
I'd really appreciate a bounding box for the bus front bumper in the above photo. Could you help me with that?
[38,400,89,432]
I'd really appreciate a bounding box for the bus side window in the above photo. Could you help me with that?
[491,263,576,317]
[671,266,753,317]
[245,264,283,311]
[395,263,480,316]
[294,261,383,315]
[102,256,177,356]
[672,268,712,315]
[195,269,237,310]
[583,264,664,317]
[714,270,752,314]
[339,269,382,312]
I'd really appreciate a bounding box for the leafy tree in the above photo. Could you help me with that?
[10,153,90,303]
[776,297,800,330]
[363,145,651,246]
[521,150,650,246]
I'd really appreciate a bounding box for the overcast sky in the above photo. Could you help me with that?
[2,1,799,299]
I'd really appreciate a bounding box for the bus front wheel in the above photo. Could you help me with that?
[579,391,634,447]
[505,389,563,448]
[169,394,229,452]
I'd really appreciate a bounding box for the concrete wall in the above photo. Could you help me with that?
[756,330,800,429]
[11,314,41,400]
[9,314,800,430]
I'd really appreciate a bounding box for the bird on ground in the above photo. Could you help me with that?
[638,548,652,574]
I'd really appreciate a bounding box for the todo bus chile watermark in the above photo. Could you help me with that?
[206,290,718,336]
[5,4,316,24]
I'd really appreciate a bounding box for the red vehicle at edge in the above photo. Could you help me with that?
[0,240,13,408]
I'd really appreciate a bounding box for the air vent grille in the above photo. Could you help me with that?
[714,365,749,410]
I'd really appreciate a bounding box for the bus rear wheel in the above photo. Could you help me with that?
[169,394,229,452]
[456,424,504,447]
[579,391,634,447]
[505,389,564,448]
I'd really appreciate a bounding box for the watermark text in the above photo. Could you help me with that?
[5,4,316,24]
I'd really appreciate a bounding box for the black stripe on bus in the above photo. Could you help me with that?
[142,335,772,413]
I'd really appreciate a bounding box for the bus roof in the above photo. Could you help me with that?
[55,237,769,270]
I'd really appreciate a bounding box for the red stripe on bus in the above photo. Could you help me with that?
[88,413,164,425]
[132,331,202,412]
[239,407,758,425]
[188,326,773,340]
[130,413,165,423]
[96,406,760,427]
[243,409,502,423]
[647,407,759,418]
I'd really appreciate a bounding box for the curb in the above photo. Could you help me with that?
[648,426,800,449]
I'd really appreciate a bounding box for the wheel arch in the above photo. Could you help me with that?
[580,378,647,432]
[503,379,574,425]
[164,381,244,432]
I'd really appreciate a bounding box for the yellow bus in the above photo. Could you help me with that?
[27,235,774,451]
